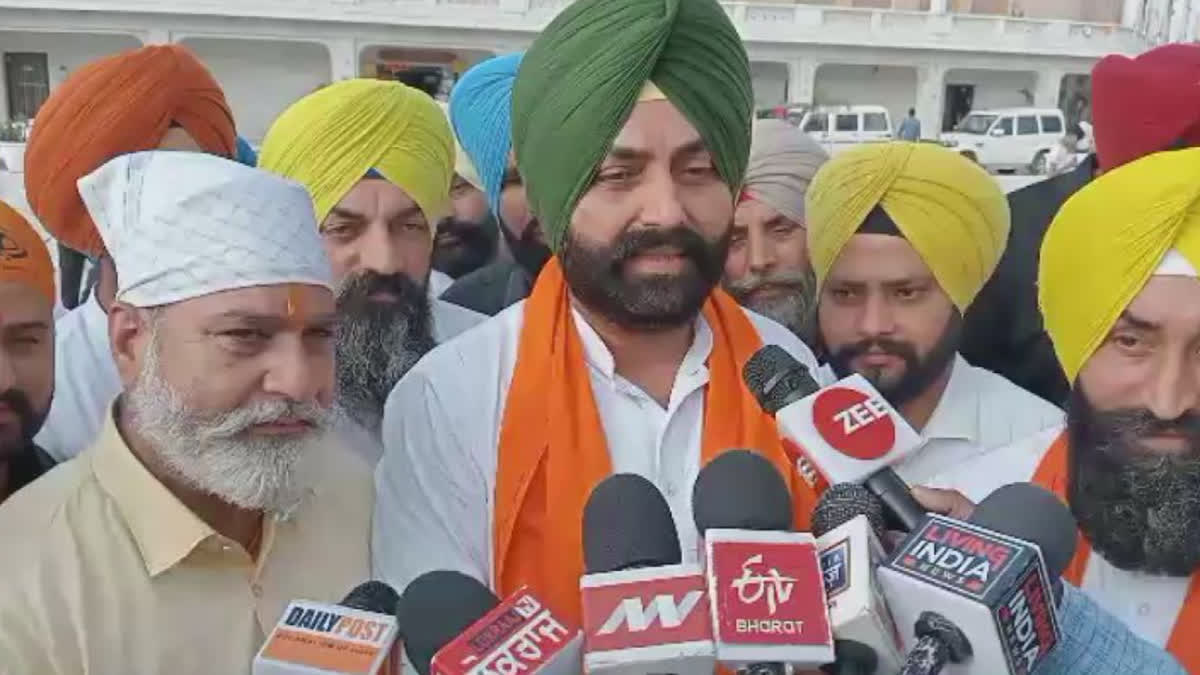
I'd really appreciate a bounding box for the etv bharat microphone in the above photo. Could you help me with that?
[743,345,926,532]
[397,570,582,675]
[254,581,402,675]
[579,473,715,675]
[693,450,836,673]
[877,483,1075,675]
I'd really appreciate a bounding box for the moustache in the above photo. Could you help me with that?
[0,388,39,438]
[202,398,331,439]
[436,218,488,239]
[337,271,426,307]
[726,270,813,295]
[832,337,919,363]
[1090,406,1200,455]
[609,226,714,270]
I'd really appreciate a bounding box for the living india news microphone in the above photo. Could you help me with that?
[579,473,714,675]
[693,449,835,672]
[743,345,926,531]
[877,483,1075,674]
[397,570,582,675]
[812,483,905,675]
[254,581,402,675]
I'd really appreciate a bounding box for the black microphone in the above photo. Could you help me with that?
[583,473,682,573]
[341,580,401,614]
[397,571,501,675]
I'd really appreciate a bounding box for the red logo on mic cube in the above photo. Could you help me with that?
[582,573,711,652]
[709,540,832,646]
[811,387,895,460]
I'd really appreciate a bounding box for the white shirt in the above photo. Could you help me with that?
[36,293,483,463]
[893,354,1064,487]
[928,425,1192,647]
[371,301,822,592]
[430,269,454,298]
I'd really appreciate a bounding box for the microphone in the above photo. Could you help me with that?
[580,473,715,675]
[812,484,905,675]
[877,483,1074,674]
[743,345,927,532]
[254,581,402,675]
[398,570,583,675]
[693,449,836,672]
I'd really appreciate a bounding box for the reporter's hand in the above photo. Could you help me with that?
[911,485,975,521]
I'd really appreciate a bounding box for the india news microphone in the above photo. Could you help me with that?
[253,581,402,675]
[396,570,582,675]
[578,473,715,675]
[811,483,907,675]
[692,449,836,674]
[743,344,927,532]
[877,482,1077,674]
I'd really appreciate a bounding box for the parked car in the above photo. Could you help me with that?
[940,107,1067,174]
[797,105,893,154]
[757,104,808,127]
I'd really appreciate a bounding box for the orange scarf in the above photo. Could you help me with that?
[493,259,818,623]
[1032,430,1200,671]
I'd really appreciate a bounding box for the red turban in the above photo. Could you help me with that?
[24,44,235,257]
[1092,43,1200,173]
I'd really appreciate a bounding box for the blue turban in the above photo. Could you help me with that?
[235,136,257,167]
[449,52,522,218]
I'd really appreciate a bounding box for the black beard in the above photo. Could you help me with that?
[1066,387,1200,576]
[825,312,961,408]
[560,225,729,332]
[501,218,552,279]
[0,388,46,461]
[433,215,499,279]
[335,271,437,428]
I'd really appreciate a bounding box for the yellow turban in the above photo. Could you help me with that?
[805,142,1009,311]
[258,79,453,226]
[1040,149,1200,382]
[435,101,484,193]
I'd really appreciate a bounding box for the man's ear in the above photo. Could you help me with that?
[109,303,154,389]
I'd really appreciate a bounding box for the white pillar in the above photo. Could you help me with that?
[915,65,945,140]
[326,38,359,82]
[1035,69,1064,109]
[786,59,817,105]
[141,27,172,45]
[930,0,949,14]
[1121,0,1142,28]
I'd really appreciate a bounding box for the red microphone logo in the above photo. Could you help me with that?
[709,541,831,646]
[582,573,711,652]
[811,387,895,460]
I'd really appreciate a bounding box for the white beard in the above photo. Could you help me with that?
[124,337,334,514]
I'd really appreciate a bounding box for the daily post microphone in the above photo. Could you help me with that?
[812,484,905,675]
[877,483,1074,674]
[743,345,927,531]
[398,571,582,675]
[254,581,402,674]
[693,449,835,672]
[579,473,714,675]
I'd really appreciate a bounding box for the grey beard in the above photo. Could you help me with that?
[724,267,818,344]
[335,294,436,429]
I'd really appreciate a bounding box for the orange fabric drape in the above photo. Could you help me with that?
[1032,431,1200,671]
[493,258,818,623]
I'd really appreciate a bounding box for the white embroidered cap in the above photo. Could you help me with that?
[78,151,333,308]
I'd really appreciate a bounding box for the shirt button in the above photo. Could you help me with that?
[1138,603,1152,617]
[664,483,678,497]
[252,583,263,598]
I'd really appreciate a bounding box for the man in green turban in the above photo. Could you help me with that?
[374,0,824,625]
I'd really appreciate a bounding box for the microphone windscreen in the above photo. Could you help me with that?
[340,580,400,614]
[584,473,682,573]
[693,449,793,534]
[969,482,1078,579]
[742,344,820,414]
[812,483,887,539]
[397,570,500,675]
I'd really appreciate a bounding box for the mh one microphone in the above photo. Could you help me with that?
[743,345,926,532]
[812,484,905,675]
[878,483,1074,674]
[399,570,583,675]
[254,581,402,675]
[580,473,714,675]
[693,449,835,672]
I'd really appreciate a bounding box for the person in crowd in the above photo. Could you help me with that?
[963,42,1200,406]
[257,78,485,464]
[440,53,553,315]
[931,148,1200,670]
[25,44,237,463]
[723,119,827,344]
[432,117,499,282]
[0,152,371,674]
[0,201,56,503]
[1046,123,1083,177]
[805,142,1062,486]
[373,0,824,623]
[897,107,921,141]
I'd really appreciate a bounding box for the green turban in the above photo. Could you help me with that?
[511,0,753,252]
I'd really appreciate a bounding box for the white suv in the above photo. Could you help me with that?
[797,105,894,155]
[941,107,1067,174]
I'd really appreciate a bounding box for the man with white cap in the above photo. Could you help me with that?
[0,152,372,674]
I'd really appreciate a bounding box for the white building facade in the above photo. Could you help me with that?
[0,0,1194,146]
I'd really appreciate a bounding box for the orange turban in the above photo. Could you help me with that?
[24,44,235,257]
[0,200,55,305]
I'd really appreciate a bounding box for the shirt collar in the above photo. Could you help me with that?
[570,307,714,381]
[919,354,978,443]
[91,406,216,577]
